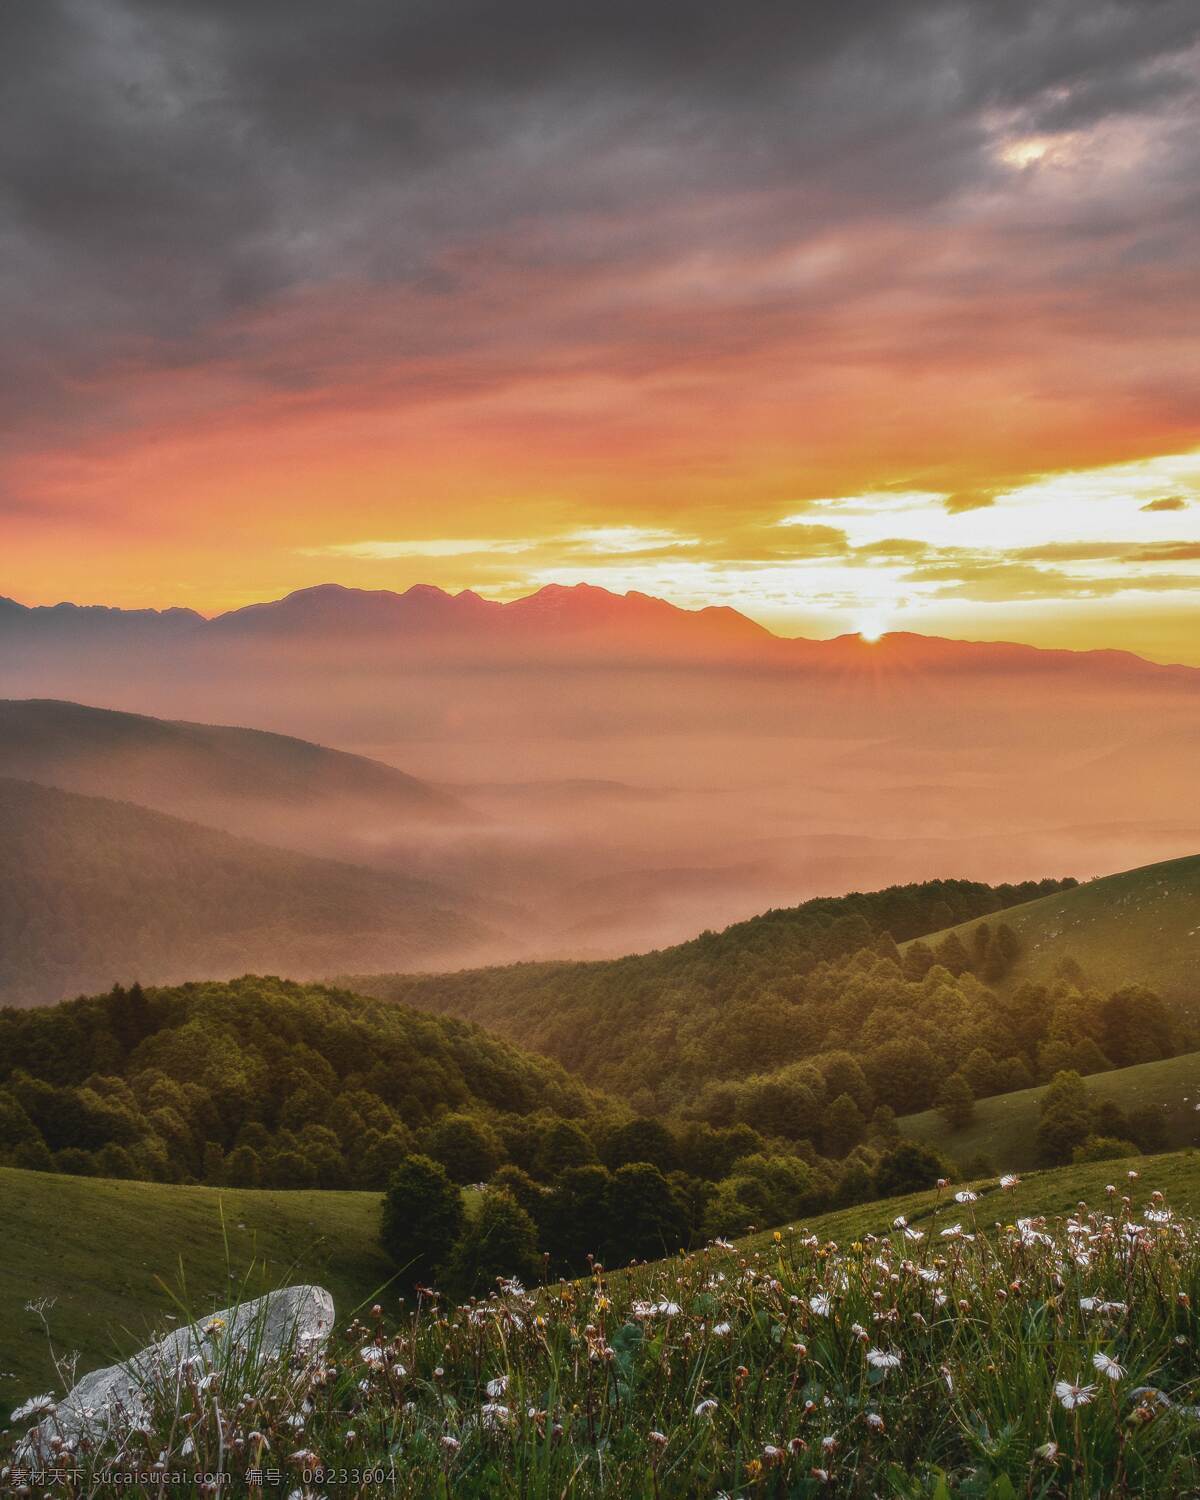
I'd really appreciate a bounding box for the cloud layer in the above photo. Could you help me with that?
[1,0,1198,654]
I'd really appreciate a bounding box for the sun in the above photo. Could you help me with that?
[856,611,889,643]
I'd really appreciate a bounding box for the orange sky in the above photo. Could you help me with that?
[3,3,1199,661]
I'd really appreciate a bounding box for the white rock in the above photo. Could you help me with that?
[13,1285,334,1461]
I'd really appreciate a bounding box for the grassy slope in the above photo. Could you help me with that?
[8,1150,1200,1405]
[919,852,1200,1004]
[897,1047,1200,1168]
[737,1148,1200,1254]
[0,1169,391,1401]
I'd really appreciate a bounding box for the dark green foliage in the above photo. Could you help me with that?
[606,1163,689,1265]
[0,976,607,1188]
[822,1093,866,1157]
[873,1140,947,1197]
[381,1154,465,1285]
[1102,986,1175,1067]
[536,1119,597,1177]
[1036,1070,1093,1165]
[604,1117,679,1173]
[348,877,1073,1108]
[936,1073,975,1131]
[1073,1135,1140,1164]
[422,1113,503,1184]
[446,1188,541,1297]
[1127,1106,1169,1154]
[542,1164,613,1272]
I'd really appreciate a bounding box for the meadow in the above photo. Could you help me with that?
[898,1050,1200,1170]
[6,1158,1200,1497]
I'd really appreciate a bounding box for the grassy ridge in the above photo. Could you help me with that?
[920,852,1200,1004]
[897,1048,1200,1168]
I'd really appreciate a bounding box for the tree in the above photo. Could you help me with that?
[960,1047,1002,1098]
[1035,1071,1092,1166]
[903,942,935,982]
[604,1118,679,1174]
[933,932,971,978]
[224,1144,262,1188]
[936,1073,975,1130]
[536,1119,597,1179]
[606,1163,688,1266]
[869,1104,900,1145]
[423,1114,503,1185]
[543,1164,613,1274]
[1127,1106,1168,1155]
[381,1154,465,1286]
[823,1093,866,1157]
[446,1188,541,1298]
[873,1141,947,1198]
[865,1038,938,1114]
[815,1052,873,1116]
[1101,987,1173,1068]
[1073,1135,1139,1164]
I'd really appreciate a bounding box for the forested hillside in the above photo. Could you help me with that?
[0,976,607,1188]
[345,878,1070,1100]
[0,778,490,1005]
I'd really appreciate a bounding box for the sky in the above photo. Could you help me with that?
[2,0,1199,661]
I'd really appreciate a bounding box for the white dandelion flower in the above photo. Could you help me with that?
[10,1394,56,1423]
[954,1190,978,1204]
[999,1174,1020,1190]
[866,1348,902,1371]
[480,1402,512,1429]
[1092,1352,1124,1382]
[486,1376,508,1399]
[809,1294,833,1317]
[1055,1380,1098,1409]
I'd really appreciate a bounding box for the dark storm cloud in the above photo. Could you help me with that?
[1,0,1198,445]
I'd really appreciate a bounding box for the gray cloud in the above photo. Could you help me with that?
[1,0,1198,447]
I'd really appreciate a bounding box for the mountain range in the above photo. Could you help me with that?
[2,582,1194,676]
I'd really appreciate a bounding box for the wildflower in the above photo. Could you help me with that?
[439,1435,461,1454]
[480,1402,512,1429]
[712,1321,731,1336]
[1037,1441,1060,1461]
[648,1430,668,1447]
[892,1215,907,1229]
[865,1412,885,1431]
[811,1466,831,1482]
[203,1316,227,1336]
[1000,1174,1020,1190]
[1092,1352,1125,1382]
[695,1398,718,1417]
[486,1375,508,1399]
[1055,1380,1098,1409]
[940,1223,963,1239]
[866,1348,902,1371]
[820,1435,837,1453]
[359,1345,384,1366]
[954,1190,978,1204]
[809,1294,833,1317]
[10,1394,56,1423]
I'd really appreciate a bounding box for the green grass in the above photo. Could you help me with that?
[739,1147,1200,1253]
[9,1151,1200,1414]
[895,1048,1200,1169]
[11,1153,1200,1497]
[0,1168,394,1402]
[915,851,1200,1004]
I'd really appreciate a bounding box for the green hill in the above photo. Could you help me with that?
[916,852,1200,1006]
[0,975,610,1188]
[7,1149,1200,1406]
[344,875,1072,1108]
[897,1048,1200,1168]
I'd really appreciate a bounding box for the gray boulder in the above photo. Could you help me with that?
[11,1284,334,1462]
